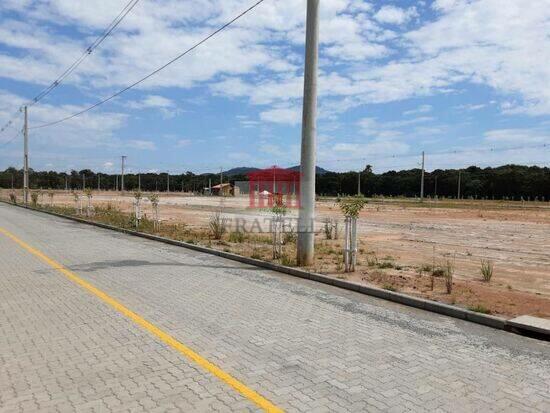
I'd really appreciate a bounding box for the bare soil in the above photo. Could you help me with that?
[4,189,549,319]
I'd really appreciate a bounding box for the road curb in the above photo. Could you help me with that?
[2,201,548,340]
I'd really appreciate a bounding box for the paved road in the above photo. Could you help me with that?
[0,204,549,412]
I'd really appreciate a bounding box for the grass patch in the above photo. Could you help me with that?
[480,259,494,282]
[468,304,491,314]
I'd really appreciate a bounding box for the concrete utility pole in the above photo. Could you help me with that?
[65,175,68,191]
[138,173,141,192]
[167,171,170,192]
[82,174,86,190]
[457,170,462,199]
[420,151,425,202]
[220,167,223,185]
[357,171,361,196]
[121,156,126,192]
[23,106,29,207]
[297,0,319,266]
[116,175,119,191]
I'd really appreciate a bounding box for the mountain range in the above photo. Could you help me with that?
[222,166,331,176]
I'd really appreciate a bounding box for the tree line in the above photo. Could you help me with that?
[1,164,549,200]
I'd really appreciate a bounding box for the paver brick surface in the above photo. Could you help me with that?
[0,204,549,412]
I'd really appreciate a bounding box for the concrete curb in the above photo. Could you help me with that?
[2,201,548,340]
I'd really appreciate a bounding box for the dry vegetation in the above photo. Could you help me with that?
[2,188,549,319]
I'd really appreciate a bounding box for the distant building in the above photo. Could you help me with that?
[247,166,300,208]
[211,183,233,196]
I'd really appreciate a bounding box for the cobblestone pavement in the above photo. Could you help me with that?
[1,204,549,412]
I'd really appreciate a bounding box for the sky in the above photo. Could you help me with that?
[0,0,549,174]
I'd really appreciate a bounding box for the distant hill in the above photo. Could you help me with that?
[288,165,331,175]
[223,165,332,176]
[222,167,260,176]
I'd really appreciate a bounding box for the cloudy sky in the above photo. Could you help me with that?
[0,0,549,174]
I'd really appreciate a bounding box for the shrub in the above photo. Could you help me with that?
[30,191,39,207]
[283,230,297,244]
[228,231,245,243]
[209,212,227,240]
[443,259,454,294]
[468,304,491,314]
[366,253,378,267]
[323,218,333,240]
[480,259,494,282]
[280,254,295,267]
[9,192,16,204]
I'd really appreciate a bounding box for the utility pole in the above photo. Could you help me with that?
[65,175,68,191]
[121,155,126,192]
[457,170,462,199]
[420,151,425,202]
[434,175,438,199]
[209,178,212,195]
[220,167,223,185]
[115,175,118,191]
[82,174,86,190]
[167,171,170,192]
[357,171,361,196]
[98,174,101,191]
[23,106,29,207]
[297,0,319,266]
[138,173,141,192]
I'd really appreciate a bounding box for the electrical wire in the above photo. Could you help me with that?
[0,0,140,136]
[30,0,141,107]
[30,0,267,130]
[321,142,550,164]
[0,130,22,149]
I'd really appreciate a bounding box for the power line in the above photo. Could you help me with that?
[0,0,140,136]
[30,0,142,106]
[31,0,267,130]
[0,130,22,149]
[321,143,550,164]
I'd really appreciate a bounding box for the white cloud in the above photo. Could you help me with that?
[374,6,417,25]
[260,107,301,125]
[126,139,156,150]
[404,104,432,116]
[175,139,191,147]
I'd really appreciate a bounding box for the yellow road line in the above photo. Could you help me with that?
[0,226,283,413]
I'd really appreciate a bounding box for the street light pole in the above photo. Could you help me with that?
[121,155,126,192]
[420,151,425,202]
[23,106,29,207]
[297,0,319,266]
[457,170,462,200]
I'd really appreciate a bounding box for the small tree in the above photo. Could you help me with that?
[148,194,160,231]
[30,191,39,208]
[340,197,367,272]
[9,192,17,204]
[444,259,454,294]
[209,211,227,240]
[480,259,494,282]
[84,188,93,217]
[133,190,142,229]
[73,191,81,214]
[271,200,287,259]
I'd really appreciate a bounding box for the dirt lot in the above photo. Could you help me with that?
[4,189,549,319]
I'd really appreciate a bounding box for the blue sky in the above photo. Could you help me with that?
[0,0,549,174]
